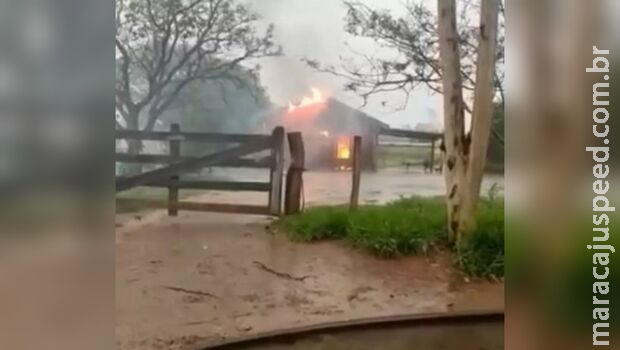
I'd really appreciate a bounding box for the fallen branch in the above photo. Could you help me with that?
[161,285,218,298]
[252,261,312,282]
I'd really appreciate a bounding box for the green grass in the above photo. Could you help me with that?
[347,198,446,257]
[455,199,505,278]
[280,196,505,275]
[282,205,350,241]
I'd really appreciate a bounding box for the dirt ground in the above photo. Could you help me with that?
[115,171,504,350]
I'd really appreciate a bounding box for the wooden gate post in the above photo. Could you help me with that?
[350,136,362,210]
[284,132,305,215]
[429,138,436,173]
[268,126,285,216]
[168,123,181,216]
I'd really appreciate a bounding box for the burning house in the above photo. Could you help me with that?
[263,89,388,171]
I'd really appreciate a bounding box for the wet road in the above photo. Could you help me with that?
[115,169,504,350]
[198,168,504,207]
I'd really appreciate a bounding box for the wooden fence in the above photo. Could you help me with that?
[115,124,290,216]
[379,128,442,173]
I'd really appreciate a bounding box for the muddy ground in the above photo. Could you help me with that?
[115,171,504,350]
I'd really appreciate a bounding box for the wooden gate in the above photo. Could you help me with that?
[115,125,285,216]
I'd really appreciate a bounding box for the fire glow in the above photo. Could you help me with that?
[336,136,351,160]
[288,88,325,113]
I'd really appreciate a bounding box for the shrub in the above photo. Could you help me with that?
[456,199,505,278]
[281,197,447,257]
[280,196,505,278]
[348,199,445,257]
[280,206,350,241]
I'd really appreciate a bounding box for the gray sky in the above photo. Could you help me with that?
[252,0,442,129]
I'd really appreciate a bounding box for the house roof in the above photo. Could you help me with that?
[266,98,388,135]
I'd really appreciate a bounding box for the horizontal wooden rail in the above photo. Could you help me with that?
[142,180,270,192]
[380,128,442,140]
[116,198,270,215]
[115,153,272,168]
[115,129,271,143]
[222,157,272,168]
[116,138,271,192]
[115,153,194,164]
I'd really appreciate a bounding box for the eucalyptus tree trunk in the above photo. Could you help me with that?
[437,0,500,243]
[437,0,468,243]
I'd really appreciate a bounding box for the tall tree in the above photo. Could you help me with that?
[437,0,499,242]
[304,0,505,143]
[115,0,280,160]
[307,1,504,101]
[306,0,501,243]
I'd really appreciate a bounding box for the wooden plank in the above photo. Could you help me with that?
[115,129,271,143]
[116,198,270,215]
[142,180,271,192]
[268,127,285,216]
[380,128,442,140]
[221,156,273,168]
[115,153,272,168]
[116,138,272,192]
[350,136,362,210]
[168,124,180,216]
[429,139,436,174]
[284,132,305,215]
[115,153,193,164]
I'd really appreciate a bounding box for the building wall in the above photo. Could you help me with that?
[297,129,378,171]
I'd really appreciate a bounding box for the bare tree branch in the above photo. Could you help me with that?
[304,0,504,141]
[115,0,281,133]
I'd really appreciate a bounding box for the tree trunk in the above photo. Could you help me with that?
[437,0,499,244]
[461,0,500,234]
[437,0,468,243]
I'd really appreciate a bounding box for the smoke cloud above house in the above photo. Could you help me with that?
[252,0,443,130]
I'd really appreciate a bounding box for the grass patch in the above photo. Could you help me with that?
[456,199,505,278]
[281,206,350,241]
[347,198,446,257]
[281,196,447,258]
[279,196,505,276]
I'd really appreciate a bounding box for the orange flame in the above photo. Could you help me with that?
[336,136,351,159]
[288,88,325,113]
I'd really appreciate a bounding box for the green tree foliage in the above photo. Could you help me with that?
[160,67,273,156]
[115,0,279,174]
